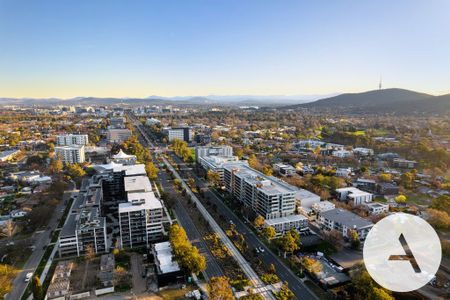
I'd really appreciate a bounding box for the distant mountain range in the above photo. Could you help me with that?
[1,88,449,115]
[0,94,328,107]
[284,88,450,115]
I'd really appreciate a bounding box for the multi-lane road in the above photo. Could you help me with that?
[130,114,318,300]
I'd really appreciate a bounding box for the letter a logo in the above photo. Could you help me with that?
[388,233,421,273]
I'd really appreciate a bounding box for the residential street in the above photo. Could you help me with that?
[6,181,76,300]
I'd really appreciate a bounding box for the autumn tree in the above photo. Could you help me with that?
[65,163,86,181]
[209,276,234,300]
[169,224,206,275]
[262,226,277,241]
[348,230,360,249]
[262,165,273,176]
[49,158,63,174]
[301,257,323,275]
[145,161,158,180]
[349,265,393,300]
[395,194,407,204]
[85,244,96,261]
[277,231,299,258]
[207,170,220,187]
[426,208,450,230]
[274,282,295,300]
[253,215,265,228]
[32,275,43,300]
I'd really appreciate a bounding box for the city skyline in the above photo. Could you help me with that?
[1,0,450,98]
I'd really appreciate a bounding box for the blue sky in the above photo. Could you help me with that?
[1,0,449,98]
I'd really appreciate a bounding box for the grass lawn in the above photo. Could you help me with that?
[404,192,431,206]
[158,285,195,300]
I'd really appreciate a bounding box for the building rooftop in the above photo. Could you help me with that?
[124,176,152,193]
[154,241,181,274]
[120,191,162,212]
[112,149,136,159]
[320,208,373,229]
[92,162,146,176]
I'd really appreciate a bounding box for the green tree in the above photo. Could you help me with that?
[32,275,43,300]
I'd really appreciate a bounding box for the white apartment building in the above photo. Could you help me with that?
[118,191,164,249]
[56,134,89,146]
[273,163,297,177]
[195,145,233,162]
[264,214,308,236]
[55,145,85,164]
[332,150,353,158]
[199,155,240,181]
[364,202,389,215]
[223,162,296,219]
[336,187,373,205]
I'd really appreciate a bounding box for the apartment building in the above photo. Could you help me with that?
[164,127,192,142]
[195,145,233,162]
[336,187,373,206]
[118,191,164,249]
[59,207,107,257]
[56,134,89,146]
[223,162,296,219]
[364,202,389,215]
[264,214,308,236]
[107,128,132,143]
[55,145,85,164]
[199,155,240,181]
[318,208,374,240]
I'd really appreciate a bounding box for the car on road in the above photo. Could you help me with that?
[229,220,234,225]
[258,247,265,253]
[25,272,33,282]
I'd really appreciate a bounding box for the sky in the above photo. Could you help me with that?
[1,0,450,98]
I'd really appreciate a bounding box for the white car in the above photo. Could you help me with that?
[25,272,33,282]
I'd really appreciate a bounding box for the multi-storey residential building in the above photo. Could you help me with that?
[56,134,89,146]
[223,162,297,219]
[393,158,418,169]
[164,127,192,142]
[352,147,374,156]
[311,200,336,214]
[107,128,132,143]
[199,155,240,181]
[318,208,373,240]
[273,163,297,177]
[118,191,164,249]
[264,214,308,236]
[55,145,85,164]
[195,145,233,162]
[109,117,126,129]
[59,208,107,257]
[336,187,373,205]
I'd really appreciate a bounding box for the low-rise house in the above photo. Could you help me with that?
[336,187,373,205]
[393,158,418,169]
[46,261,73,300]
[352,147,374,156]
[153,241,185,288]
[97,254,115,287]
[336,168,352,178]
[376,182,399,195]
[332,150,352,158]
[273,163,297,177]
[318,208,374,240]
[364,202,389,215]
[353,178,377,193]
[264,214,308,236]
